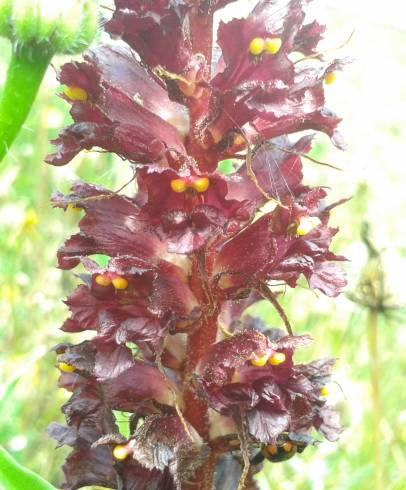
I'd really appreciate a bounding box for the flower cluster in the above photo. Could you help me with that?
[47,1,347,489]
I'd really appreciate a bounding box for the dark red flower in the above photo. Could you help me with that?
[46,45,186,167]
[197,327,340,443]
[210,186,347,298]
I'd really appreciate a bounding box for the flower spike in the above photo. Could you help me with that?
[48,1,349,488]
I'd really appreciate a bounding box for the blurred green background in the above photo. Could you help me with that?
[0,1,405,489]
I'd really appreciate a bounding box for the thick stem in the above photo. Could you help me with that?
[183,309,219,490]
[367,309,382,490]
[183,309,219,437]
[0,43,53,162]
[183,252,218,489]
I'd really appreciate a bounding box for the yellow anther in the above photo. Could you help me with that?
[113,445,129,461]
[67,203,82,212]
[282,442,294,453]
[250,354,269,367]
[192,177,210,193]
[265,37,282,55]
[248,37,265,56]
[218,275,233,290]
[58,362,75,373]
[95,274,112,287]
[63,86,88,101]
[320,386,329,397]
[170,178,188,193]
[234,134,245,146]
[296,216,321,236]
[265,445,278,456]
[268,352,286,366]
[324,72,337,85]
[112,277,129,290]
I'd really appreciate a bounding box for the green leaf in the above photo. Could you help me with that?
[0,446,57,490]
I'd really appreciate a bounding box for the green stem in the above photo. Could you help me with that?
[367,309,382,490]
[0,43,53,162]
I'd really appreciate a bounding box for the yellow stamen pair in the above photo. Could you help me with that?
[250,351,286,367]
[95,274,129,290]
[170,177,210,194]
[248,37,282,56]
[63,86,88,102]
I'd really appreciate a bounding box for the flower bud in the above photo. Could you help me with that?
[0,0,99,54]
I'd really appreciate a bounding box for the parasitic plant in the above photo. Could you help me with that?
[46,1,349,488]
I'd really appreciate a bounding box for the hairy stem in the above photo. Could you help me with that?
[367,309,382,490]
[0,43,53,162]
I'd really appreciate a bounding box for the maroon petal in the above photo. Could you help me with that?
[210,214,283,293]
[247,405,290,443]
[93,339,135,380]
[101,362,176,411]
[225,135,307,207]
[48,424,117,490]
[314,406,342,442]
[130,413,208,488]
[53,182,165,269]
[106,0,192,72]
[306,259,347,297]
[294,20,326,54]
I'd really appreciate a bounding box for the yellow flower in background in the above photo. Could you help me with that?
[21,208,38,232]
